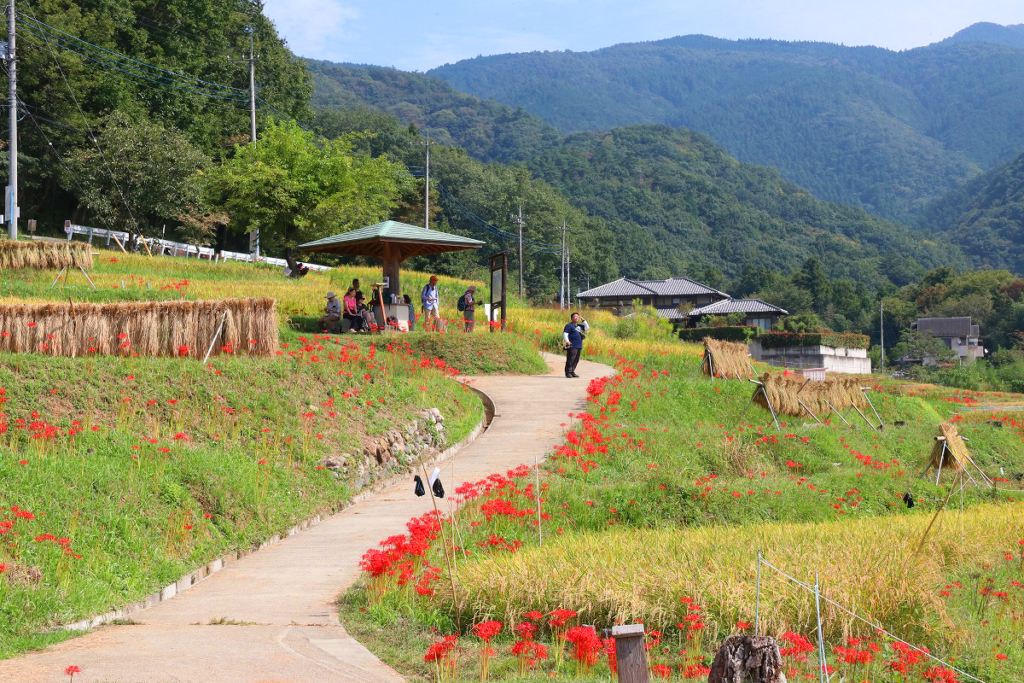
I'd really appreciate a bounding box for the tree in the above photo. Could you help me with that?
[892,329,957,364]
[203,119,415,255]
[792,257,832,314]
[62,111,210,241]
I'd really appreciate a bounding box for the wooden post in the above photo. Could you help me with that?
[611,624,649,683]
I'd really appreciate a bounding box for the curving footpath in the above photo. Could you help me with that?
[0,352,611,683]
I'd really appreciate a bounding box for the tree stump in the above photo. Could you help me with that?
[708,635,787,683]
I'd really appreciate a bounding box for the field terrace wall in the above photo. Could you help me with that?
[0,240,93,270]
[0,298,278,359]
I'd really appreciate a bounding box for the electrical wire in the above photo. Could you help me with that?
[33,28,142,236]
[19,24,250,102]
[17,11,248,96]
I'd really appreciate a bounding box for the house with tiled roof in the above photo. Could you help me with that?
[909,317,984,365]
[576,277,786,329]
[576,277,730,322]
[688,299,788,331]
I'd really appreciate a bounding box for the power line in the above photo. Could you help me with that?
[34,27,141,236]
[17,11,248,96]
[19,24,250,102]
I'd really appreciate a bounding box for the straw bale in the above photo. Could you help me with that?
[0,298,277,359]
[928,422,971,472]
[754,373,871,419]
[0,240,93,270]
[703,339,751,379]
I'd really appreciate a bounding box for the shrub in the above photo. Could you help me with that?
[678,326,758,343]
[759,331,870,350]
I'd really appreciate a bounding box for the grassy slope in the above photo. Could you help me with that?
[339,319,1024,682]
[0,254,549,658]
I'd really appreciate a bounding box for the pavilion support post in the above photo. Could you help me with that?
[382,242,402,302]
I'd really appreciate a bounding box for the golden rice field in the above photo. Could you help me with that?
[0,250,486,317]
[448,502,1023,644]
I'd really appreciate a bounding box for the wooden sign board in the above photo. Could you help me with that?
[489,252,507,332]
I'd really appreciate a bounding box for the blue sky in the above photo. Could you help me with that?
[262,0,1022,71]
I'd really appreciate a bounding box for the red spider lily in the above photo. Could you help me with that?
[64,665,80,682]
[511,640,548,674]
[565,625,603,674]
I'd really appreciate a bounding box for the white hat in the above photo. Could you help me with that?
[326,292,336,298]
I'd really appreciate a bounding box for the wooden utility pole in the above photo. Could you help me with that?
[6,0,17,239]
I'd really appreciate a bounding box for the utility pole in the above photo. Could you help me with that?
[879,299,885,372]
[6,0,17,239]
[424,137,430,230]
[511,205,525,298]
[560,219,567,309]
[228,31,259,145]
[566,247,571,309]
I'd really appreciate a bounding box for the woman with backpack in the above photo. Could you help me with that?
[458,285,477,332]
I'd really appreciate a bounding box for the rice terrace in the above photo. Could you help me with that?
[2,2,1024,683]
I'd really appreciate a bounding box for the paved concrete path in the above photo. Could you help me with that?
[0,353,610,683]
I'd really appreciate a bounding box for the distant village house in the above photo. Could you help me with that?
[910,317,984,366]
[575,277,786,329]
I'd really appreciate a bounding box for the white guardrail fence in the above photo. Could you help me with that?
[63,223,331,272]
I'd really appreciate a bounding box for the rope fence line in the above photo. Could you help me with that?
[754,553,986,683]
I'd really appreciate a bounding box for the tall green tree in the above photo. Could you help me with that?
[61,111,209,240]
[203,119,414,255]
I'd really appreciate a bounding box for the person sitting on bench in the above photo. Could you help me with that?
[342,287,362,332]
[317,292,342,333]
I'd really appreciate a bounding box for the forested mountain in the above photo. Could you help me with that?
[920,151,1024,274]
[937,23,1024,49]
[522,125,963,285]
[428,33,1024,223]
[308,61,562,163]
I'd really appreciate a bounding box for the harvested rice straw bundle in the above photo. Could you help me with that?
[0,298,278,359]
[754,372,813,417]
[702,338,752,379]
[0,240,93,270]
[928,422,970,473]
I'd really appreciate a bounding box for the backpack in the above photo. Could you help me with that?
[457,292,469,312]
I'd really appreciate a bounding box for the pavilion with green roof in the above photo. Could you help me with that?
[298,220,484,300]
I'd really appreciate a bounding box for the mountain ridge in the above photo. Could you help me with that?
[425,32,1024,223]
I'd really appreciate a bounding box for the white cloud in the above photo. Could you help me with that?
[262,0,360,61]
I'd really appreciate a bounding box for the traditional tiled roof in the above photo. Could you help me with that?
[575,278,659,299]
[689,299,788,316]
[914,317,978,338]
[636,277,729,298]
[576,276,727,300]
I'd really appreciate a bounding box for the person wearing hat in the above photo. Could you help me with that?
[318,291,342,333]
[459,285,477,332]
[421,275,441,331]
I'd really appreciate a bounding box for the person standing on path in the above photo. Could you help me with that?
[421,275,441,331]
[562,312,588,378]
[459,285,477,332]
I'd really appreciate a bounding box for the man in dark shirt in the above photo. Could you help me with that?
[562,312,589,378]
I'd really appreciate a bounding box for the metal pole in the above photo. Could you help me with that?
[814,572,826,683]
[202,313,228,364]
[424,138,430,230]
[248,34,257,145]
[566,247,571,308]
[560,219,566,309]
[879,300,885,372]
[517,205,523,298]
[535,451,543,546]
[7,0,17,239]
[754,552,761,635]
